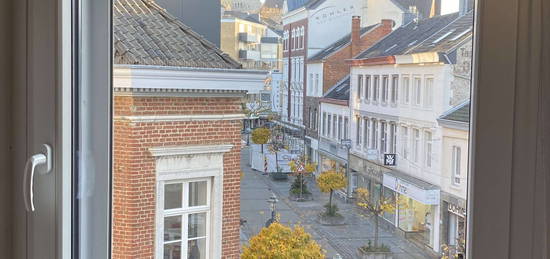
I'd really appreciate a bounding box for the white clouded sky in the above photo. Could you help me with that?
[441,0,460,15]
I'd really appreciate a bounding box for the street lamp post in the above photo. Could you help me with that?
[340,139,353,201]
[265,193,279,227]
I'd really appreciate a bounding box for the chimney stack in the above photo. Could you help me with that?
[351,16,361,57]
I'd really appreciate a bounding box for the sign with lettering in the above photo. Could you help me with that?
[384,154,396,166]
[448,203,467,217]
[383,173,440,205]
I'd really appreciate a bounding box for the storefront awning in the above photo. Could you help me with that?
[383,170,440,205]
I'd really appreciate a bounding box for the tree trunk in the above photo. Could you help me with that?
[329,190,333,211]
[299,174,303,198]
[261,143,264,153]
[374,212,380,247]
[275,151,279,172]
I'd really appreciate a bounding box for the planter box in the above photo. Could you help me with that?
[270,172,288,180]
[288,192,313,201]
[357,249,393,259]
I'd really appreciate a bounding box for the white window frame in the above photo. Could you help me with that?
[401,126,409,159]
[413,76,422,106]
[401,75,410,104]
[363,117,369,150]
[357,75,363,100]
[382,75,389,104]
[151,145,230,259]
[160,178,212,259]
[424,77,434,108]
[391,75,399,104]
[425,131,433,168]
[412,128,420,163]
[373,75,380,102]
[365,75,371,101]
[452,145,461,185]
[380,121,388,154]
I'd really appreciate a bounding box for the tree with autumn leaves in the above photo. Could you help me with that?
[241,222,325,259]
[316,170,347,217]
[356,187,406,251]
[251,127,271,153]
[288,155,316,200]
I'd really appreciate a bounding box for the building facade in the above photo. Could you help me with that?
[304,16,392,166]
[348,12,473,253]
[280,5,308,152]
[438,100,469,256]
[221,11,283,70]
[112,1,267,258]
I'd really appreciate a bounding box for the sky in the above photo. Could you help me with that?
[440,0,460,15]
[258,0,461,15]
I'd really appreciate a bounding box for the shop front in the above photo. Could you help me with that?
[318,138,353,198]
[305,137,319,168]
[349,154,396,223]
[441,192,467,256]
[383,172,441,253]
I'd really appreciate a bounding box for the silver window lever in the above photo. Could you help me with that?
[23,144,52,212]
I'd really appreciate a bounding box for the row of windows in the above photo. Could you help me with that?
[321,112,349,141]
[354,117,434,169]
[283,57,305,84]
[356,74,434,108]
[283,26,305,51]
[308,73,321,96]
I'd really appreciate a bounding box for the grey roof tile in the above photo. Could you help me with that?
[114,0,241,69]
[439,100,470,123]
[308,24,379,62]
[391,0,434,19]
[323,75,350,101]
[355,12,473,61]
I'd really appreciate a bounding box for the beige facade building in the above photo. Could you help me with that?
[221,12,283,70]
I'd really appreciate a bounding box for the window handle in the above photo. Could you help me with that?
[23,144,52,212]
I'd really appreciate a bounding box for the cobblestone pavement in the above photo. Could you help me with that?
[240,147,438,259]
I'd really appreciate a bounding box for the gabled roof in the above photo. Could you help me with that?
[305,0,326,9]
[285,0,310,12]
[323,75,350,101]
[391,0,435,19]
[439,100,470,123]
[308,24,378,62]
[223,10,263,24]
[263,0,284,8]
[355,12,473,61]
[114,0,241,69]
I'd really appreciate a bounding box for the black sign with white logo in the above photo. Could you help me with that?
[384,154,396,166]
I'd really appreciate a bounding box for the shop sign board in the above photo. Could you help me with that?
[384,154,396,166]
[383,173,440,205]
[448,203,467,217]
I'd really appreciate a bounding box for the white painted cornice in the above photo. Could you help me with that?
[113,65,268,94]
[150,144,234,157]
[114,114,246,123]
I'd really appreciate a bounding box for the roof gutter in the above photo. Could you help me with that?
[347,51,444,66]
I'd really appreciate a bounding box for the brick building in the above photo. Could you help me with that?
[304,17,392,165]
[112,1,266,258]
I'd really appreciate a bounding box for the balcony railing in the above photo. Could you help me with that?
[238,32,258,43]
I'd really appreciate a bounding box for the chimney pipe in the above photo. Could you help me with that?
[351,16,361,57]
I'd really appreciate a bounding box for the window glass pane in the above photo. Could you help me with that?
[189,181,207,207]
[188,213,207,238]
[165,183,183,210]
[164,243,182,259]
[187,238,206,259]
[164,216,182,241]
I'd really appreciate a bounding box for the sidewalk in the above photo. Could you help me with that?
[240,147,437,259]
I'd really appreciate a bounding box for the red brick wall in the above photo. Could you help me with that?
[322,21,393,93]
[113,95,243,259]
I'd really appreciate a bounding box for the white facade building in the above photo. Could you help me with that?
[348,12,473,253]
